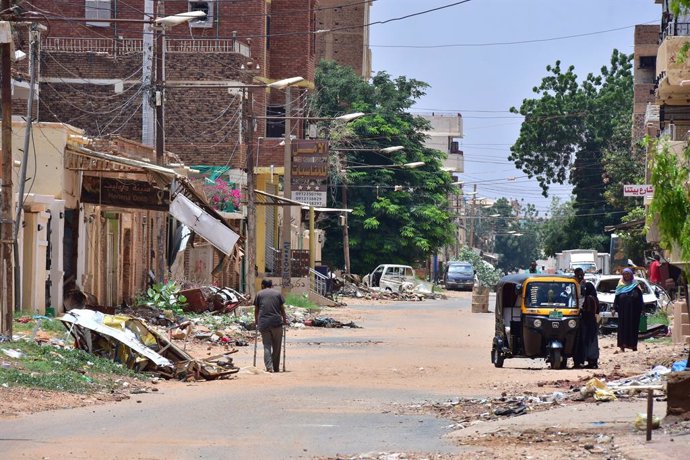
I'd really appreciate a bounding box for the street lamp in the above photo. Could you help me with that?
[347,161,424,170]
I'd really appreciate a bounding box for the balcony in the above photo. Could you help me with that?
[656,34,690,105]
[42,37,251,57]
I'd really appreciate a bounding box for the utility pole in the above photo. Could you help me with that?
[281,86,293,295]
[1,0,14,336]
[243,88,257,298]
[469,184,477,249]
[342,167,351,274]
[154,1,166,283]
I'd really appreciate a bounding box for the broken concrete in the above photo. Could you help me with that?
[667,371,690,418]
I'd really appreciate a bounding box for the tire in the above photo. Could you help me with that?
[492,347,504,368]
[549,349,563,370]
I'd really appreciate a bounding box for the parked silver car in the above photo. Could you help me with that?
[362,264,416,293]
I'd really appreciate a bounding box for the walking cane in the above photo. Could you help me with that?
[282,325,287,372]
[253,327,258,368]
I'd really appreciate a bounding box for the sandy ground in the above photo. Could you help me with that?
[0,290,687,459]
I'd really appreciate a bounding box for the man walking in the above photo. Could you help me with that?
[254,279,287,372]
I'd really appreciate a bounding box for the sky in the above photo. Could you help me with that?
[368,0,661,215]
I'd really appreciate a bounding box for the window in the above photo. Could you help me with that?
[266,106,285,138]
[85,0,111,28]
[639,56,656,69]
[188,1,214,28]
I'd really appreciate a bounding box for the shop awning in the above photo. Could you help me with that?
[66,145,240,254]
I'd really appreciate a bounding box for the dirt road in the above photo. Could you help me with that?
[0,291,682,459]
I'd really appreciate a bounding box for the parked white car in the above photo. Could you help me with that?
[362,264,416,293]
[595,275,661,331]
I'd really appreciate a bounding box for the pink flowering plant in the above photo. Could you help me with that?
[203,178,242,212]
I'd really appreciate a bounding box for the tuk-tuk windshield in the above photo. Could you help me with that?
[525,281,577,308]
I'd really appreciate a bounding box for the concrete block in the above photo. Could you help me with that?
[682,323,690,336]
[667,371,690,417]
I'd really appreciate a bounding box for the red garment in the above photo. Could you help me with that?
[649,260,661,284]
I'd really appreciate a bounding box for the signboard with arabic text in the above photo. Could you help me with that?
[81,176,169,211]
[623,184,654,197]
[291,139,329,207]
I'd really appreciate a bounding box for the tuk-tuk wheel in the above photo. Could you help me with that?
[549,349,564,370]
[492,347,504,368]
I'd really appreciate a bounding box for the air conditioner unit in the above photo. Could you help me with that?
[307,124,318,139]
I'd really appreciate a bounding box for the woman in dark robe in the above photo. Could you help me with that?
[614,268,644,352]
[574,281,600,368]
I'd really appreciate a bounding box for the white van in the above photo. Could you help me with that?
[362,264,416,292]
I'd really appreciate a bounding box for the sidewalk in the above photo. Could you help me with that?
[447,399,689,459]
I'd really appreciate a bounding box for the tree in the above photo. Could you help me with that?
[311,61,456,274]
[509,50,635,247]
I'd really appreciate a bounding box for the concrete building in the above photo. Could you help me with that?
[417,113,464,278]
[636,0,690,346]
[315,0,373,78]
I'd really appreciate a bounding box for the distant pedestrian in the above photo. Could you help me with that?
[614,268,644,352]
[254,279,287,372]
[573,268,599,368]
[528,261,539,274]
[648,254,661,285]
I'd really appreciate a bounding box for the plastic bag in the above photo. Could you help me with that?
[634,413,661,430]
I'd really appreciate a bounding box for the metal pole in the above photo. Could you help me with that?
[244,88,257,298]
[281,87,292,295]
[1,1,15,336]
[342,181,351,273]
[13,24,40,313]
[154,1,166,283]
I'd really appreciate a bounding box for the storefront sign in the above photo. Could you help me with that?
[291,140,328,207]
[81,176,169,211]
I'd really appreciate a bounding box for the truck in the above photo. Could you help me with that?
[555,249,603,274]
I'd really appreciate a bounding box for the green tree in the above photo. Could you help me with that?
[509,50,635,245]
[311,61,455,274]
[490,199,541,272]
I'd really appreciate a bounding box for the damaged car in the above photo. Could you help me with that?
[362,264,416,293]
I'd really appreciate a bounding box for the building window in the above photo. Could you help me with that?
[639,56,656,69]
[85,0,112,28]
[267,106,285,138]
[188,1,214,28]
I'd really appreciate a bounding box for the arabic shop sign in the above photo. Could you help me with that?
[623,184,654,197]
[81,175,170,211]
[291,139,328,207]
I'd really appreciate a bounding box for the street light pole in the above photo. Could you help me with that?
[243,88,257,298]
[281,86,293,294]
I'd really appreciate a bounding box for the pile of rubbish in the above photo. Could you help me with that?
[59,309,240,380]
[334,276,444,301]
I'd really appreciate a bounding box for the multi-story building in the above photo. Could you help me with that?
[315,0,372,78]
[417,113,464,278]
[636,0,690,346]
[6,1,323,298]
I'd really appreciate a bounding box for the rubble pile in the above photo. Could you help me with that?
[330,273,445,302]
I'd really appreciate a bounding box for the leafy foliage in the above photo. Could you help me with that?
[453,247,501,288]
[509,50,635,247]
[136,281,188,316]
[648,139,690,262]
[311,61,455,274]
[491,199,542,272]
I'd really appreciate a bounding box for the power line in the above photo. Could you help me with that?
[370,21,658,49]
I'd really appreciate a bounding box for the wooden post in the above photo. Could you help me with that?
[1,1,15,336]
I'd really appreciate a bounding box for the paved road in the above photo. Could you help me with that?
[1,295,484,460]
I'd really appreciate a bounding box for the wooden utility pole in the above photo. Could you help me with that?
[342,169,351,273]
[1,0,14,336]
[243,88,257,298]
[154,1,166,282]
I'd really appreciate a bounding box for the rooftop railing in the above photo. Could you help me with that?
[42,37,251,57]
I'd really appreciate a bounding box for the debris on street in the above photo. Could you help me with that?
[331,274,445,302]
[179,286,249,314]
[304,317,361,328]
[59,309,239,380]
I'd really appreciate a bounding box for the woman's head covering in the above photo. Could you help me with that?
[616,269,639,295]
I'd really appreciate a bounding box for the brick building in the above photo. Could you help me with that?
[19,0,319,168]
[315,0,372,78]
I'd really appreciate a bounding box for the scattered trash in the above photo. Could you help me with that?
[672,360,688,372]
[304,317,361,328]
[1,348,25,359]
[634,412,661,430]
